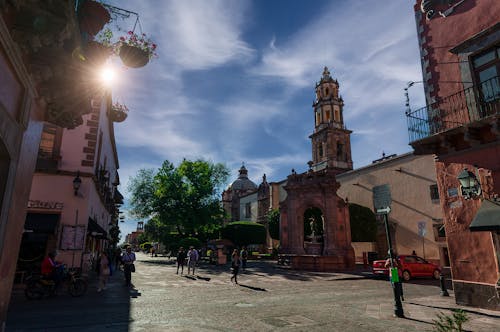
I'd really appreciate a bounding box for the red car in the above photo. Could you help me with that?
[372,255,441,281]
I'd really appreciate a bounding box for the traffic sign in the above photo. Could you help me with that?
[418,221,427,237]
[376,207,391,214]
[373,184,391,210]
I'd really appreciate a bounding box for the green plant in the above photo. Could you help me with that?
[267,209,280,240]
[119,31,157,59]
[433,309,469,332]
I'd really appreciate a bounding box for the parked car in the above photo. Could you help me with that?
[372,255,441,281]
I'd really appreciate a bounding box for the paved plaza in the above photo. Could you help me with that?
[7,252,500,331]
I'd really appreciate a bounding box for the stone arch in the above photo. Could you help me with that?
[279,169,355,270]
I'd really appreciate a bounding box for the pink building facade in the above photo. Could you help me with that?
[409,0,500,309]
[20,95,122,277]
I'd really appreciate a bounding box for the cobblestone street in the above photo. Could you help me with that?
[7,252,500,331]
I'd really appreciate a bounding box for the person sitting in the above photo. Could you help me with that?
[41,251,63,288]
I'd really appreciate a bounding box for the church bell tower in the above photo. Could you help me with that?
[309,67,353,173]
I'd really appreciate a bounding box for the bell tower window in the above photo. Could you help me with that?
[337,142,344,160]
[318,144,323,158]
[326,111,331,122]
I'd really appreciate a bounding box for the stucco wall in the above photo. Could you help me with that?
[337,153,445,264]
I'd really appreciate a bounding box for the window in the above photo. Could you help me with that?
[245,203,251,218]
[472,45,500,103]
[38,123,61,158]
[318,144,323,158]
[315,111,320,125]
[429,184,439,201]
[336,142,343,159]
[326,111,331,122]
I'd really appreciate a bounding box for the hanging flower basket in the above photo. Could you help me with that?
[78,0,111,37]
[118,31,157,68]
[110,102,129,123]
[84,41,112,65]
[119,44,149,68]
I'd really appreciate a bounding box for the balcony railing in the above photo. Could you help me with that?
[406,76,500,143]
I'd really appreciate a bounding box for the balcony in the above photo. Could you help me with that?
[407,76,500,155]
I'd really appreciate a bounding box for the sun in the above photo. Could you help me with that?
[99,66,116,86]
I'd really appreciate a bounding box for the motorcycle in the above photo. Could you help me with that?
[25,265,88,299]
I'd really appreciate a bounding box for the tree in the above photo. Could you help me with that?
[349,203,377,242]
[128,159,230,241]
[268,209,280,240]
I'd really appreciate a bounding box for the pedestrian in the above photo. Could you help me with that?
[121,246,136,287]
[411,250,417,256]
[385,254,404,301]
[114,248,122,271]
[230,249,241,284]
[187,246,199,276]
[176,247,187,275]
[240,247,248,271]
[97,251,111,292]
[150,247,154,257]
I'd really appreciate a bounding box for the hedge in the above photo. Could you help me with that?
[221,221,266,246]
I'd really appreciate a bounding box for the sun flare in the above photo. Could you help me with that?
[99,66,115,86]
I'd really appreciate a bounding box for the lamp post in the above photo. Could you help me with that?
[73,171,82,196]
[457,168,482,199]
[373,184,404,318]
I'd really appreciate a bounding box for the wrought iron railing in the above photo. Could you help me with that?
[406,76,500,143]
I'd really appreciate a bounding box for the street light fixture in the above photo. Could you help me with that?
[73,171,82,196]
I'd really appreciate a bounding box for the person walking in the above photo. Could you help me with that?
[176,247,187,275]
[121,246,136,287]
[187,246,199,276]
[240,247,248,271]
[97,251,111,292]
[230,249,241,284]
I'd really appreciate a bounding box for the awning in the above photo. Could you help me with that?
[469,199,500,232]
[87,218,108,239]
[24,213,59,233]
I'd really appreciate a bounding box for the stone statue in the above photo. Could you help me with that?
[309,217,316,238]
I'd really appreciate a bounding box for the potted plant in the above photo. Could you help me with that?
[118,31,157,68]
[110,102,129,122]
[84,28,114,64]
[78,0,111,37]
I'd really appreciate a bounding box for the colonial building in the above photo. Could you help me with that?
[222,164,258,222]
[0,1,112,327]
[408,0,500,309]
[16,94,123,279]
[336,153,446,266]
[125,221,145,249]
[223,68,447,271]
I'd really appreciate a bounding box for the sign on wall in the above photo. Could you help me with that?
[418,221,427,237]
[373,184,391,214]
[60,225,86,250]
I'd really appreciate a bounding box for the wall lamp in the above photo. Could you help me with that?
[73,171,82,196]
[457,168,482,200]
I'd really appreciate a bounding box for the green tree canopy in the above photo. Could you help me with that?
[268,209,280,240]
[349,203,377,242]
[128,159,230,240]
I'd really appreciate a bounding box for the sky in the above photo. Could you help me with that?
[105,0,426,239]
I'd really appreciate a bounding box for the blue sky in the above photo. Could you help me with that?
[105,0,426,239]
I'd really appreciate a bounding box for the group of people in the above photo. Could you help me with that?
[94,246,137,291]
[42,244,253,293]
[176,246,199,275]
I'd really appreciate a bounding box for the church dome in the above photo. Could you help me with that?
[230,164,257,191]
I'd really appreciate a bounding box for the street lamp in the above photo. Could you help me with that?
[457,168,482,199]
[73,171,82,196]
